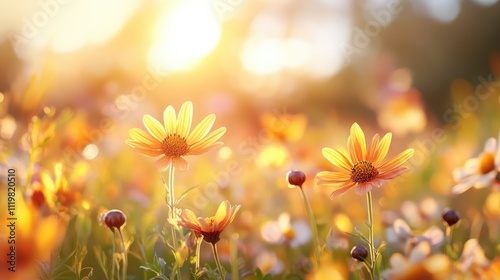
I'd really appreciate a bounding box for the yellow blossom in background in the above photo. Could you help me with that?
[452,133,500,194]
[316,123,414,197]
[126,101,226,171]
[178,200,240,244]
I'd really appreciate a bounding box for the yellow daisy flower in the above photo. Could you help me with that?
[178,200,240,244]
[316,123,414,198]
[126,101,226,171]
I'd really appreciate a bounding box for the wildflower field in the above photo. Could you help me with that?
[1,1,500,279]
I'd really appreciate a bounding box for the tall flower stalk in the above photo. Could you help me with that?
[287,170,321,267]
[126,101,226,278]
[366,191,376,279]
[316,123,414,279]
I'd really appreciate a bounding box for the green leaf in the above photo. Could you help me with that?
[175,185,201,205]
[255,268,272,280]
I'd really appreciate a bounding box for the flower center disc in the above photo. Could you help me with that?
[351,160,379,183]
[161,134,189,157]
[478,152,495,174]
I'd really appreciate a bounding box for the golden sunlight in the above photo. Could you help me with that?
[149,0,221,72]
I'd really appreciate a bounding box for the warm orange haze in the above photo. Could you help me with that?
[1,0,500,279]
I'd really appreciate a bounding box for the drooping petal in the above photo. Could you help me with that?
[316,171,351,182]
[473,172,495,189]
[186,114,216,144]
[367,133,380,162]
[179,209,203,231]
[378,166,408,180]
[354,182,374,195]
[189,127,226,151]
[373,133,392,166]
[452,175,479,194]
[125,139,161,150]
[322,148,353,171]
[163,105,177,136]
[176,101,193,138]
[129,128,159,146]
[131,147,164,157]
[378,148,415,173]
[317,181,354,188]
[155,156,172,171]
[143,115,166,141]
[172,157,188,172]
[187,142,223,156]
[350,123,367,160]
[329,181,356,198]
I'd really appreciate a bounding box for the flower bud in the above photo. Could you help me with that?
[287,170,306,188]
[351,245,369,261]
[442,209,460,227]
[103,209,127,230]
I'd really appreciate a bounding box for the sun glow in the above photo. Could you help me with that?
[149,0,221,72]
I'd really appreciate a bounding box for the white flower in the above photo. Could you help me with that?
[452,134,500,194]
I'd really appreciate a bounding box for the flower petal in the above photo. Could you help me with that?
[354,182,374,195]
[187,142,223,156]
[329,181,356,198]
[373,133,392,166]
[214,201,230,230]
[316,171,351,182]
[172,157,189,172]
[176,101,193,138]
[322,148,353,171]
[179,209,202,231]
[350,123,367,160]
[155,156,172,171]
[378,166,408,180]
[473,172,495,189]
[378,148,414,173]
[484,137,497,153]
[128,128,159,146]
[496,132,500,166]
[367,133,380,163]
[348,136,360,163]
[189,127,226,151]
[452,158,479,181]
[163,105,177,136]
[452,175,479,194]
[130,147,164,157]
[186,114,216,144]
[126,139,161,150]
[143,115,166,141]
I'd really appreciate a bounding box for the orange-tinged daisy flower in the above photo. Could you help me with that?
[178,200,240,244]
[126,101,226,171]
[452,133,500,194]
[316,123,414,197]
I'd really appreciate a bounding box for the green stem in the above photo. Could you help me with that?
[167,164,181,280]
[366,191,376,279]
[119,230,127,280]
[299,187,321,267]
[445,226,457,260]
[111,230,116,280]
[230,234,239,280]
[195,236,203,274]
[211,243,225,280]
